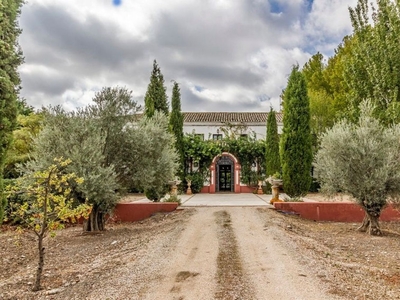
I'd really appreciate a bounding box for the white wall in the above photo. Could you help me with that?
[183,123,283,140]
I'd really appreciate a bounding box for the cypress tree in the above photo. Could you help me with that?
[265,109,281,177]
[280,65,313,197]
[144,60,169,117]
[0,0,24,223]
[169,81,184,178]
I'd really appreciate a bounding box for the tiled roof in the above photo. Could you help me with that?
[183,112,283,123]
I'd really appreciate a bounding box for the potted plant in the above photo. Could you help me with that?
[270,172,283,187]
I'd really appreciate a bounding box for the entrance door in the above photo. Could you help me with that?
[218,165,232,191]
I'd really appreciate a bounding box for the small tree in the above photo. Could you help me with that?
[144,60,169,118]
[265,109,281,177]
[280,66,313,197]
[169,81,184,178]
[314,101,400,236]
[8,158,90,291]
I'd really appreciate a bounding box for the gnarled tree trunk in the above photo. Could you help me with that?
[357,215,370,232]
[358,205,383,236]
[83,204,105,232]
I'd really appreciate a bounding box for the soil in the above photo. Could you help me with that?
[1,201,400,299]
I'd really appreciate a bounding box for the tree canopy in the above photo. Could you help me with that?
[314,101,400,235]
[280,66,313,197]
[169,81,184,179]
[265,109,280,177]
[0,0,24,223]
[345,0,400,123]
[27,87,177,230]
[144,60,169,117]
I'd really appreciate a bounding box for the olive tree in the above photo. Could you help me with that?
[28,108,119,232]
[118,111,179,200]
[314,101,400,235]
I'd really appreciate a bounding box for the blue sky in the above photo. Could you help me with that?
[18,0,357,112]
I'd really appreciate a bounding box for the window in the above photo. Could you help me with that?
[213,134,223,140]
[195,134,204,141]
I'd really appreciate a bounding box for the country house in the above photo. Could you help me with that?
[182,112,283,193]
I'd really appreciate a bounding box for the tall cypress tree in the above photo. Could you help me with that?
[169,81,184,178]
[265,109,281,177]
[0,0,24,223]
[280,65,312,197]
[144,60,169,117]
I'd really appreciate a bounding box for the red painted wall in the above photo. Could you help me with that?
[111,202,178,222]
[273,202,400,222]
[240,186,255,193]
[200,186,210,193]
[200,185,255,193]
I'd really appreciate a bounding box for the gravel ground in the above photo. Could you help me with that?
[1,206,400,299]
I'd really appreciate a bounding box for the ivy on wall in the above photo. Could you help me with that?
[182,133,266,191]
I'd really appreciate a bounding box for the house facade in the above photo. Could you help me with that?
[182,112,283,193]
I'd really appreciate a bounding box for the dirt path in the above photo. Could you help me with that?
[231,207,338,299]
[140,207,339,300]
[1,207,345,300]
[143,208,219,300]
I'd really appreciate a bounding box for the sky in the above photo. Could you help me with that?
[18,0,357,112]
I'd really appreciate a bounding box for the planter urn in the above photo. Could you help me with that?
[186,180,193,195]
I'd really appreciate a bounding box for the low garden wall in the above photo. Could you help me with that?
[112,202,179,222]
[273,202,400,222]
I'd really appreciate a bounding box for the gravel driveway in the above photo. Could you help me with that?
[2,207,347,300]
[87,207,340,300]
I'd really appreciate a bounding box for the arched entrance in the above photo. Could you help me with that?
[209,152,241,193]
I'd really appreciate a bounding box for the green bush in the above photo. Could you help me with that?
[163,194,181,205]
[145,184,169,202]
[262,182,272,194]
[3,178,29,224]
[187,172,205,194]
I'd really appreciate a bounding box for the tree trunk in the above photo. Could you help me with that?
[366,211,382,236]
[83,204,105,232]
[357,215,370,232]
[33,234,45,291]
[358,207,383,236]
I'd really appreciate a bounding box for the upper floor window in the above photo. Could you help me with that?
[213,134,223,140]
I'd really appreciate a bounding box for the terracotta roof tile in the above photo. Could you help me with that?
[183,112,283,123]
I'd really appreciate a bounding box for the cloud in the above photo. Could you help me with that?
[17,0,357,112]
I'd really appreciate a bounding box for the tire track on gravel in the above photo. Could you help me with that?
[143,208,219,300]
[214,210,255,300]
[230,207,342,300]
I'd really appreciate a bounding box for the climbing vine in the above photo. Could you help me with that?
[183,134,266,191]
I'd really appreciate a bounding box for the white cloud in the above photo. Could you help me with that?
[18,0,357,112]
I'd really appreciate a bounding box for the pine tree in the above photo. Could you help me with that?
[280,65,313,197]
[144,60,169,117]
[0,0,24,223]
[169,81,184,178]
[265,109,280,177]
